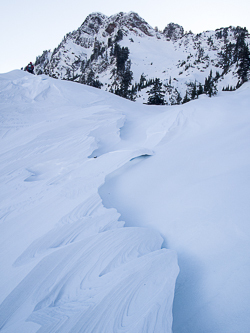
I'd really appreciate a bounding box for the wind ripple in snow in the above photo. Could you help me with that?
[0,72,179,333]
[0,228,178,333]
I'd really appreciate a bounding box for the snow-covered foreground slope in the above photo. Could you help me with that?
[1,70,250,333]
[100,82,250,332]
[0,71,179,332]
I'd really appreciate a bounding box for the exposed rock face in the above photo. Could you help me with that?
[163,23,184,40]
[80,12,107,35]
[108,12,155,37]
[34,12,250,105]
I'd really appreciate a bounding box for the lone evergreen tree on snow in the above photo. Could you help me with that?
[147,78,165,105]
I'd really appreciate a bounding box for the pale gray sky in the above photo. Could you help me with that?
[0,0,249,73]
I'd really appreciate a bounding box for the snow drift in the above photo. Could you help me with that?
[1,70,250,333]
[0,70,178,333]
[99,79,250,332]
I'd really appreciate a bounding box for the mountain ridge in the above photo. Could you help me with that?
[35,11,250,104]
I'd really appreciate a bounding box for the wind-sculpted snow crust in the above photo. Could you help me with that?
[0,71,179,332]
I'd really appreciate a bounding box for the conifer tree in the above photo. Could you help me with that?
[114,43,130,74]
[191,82,197,100]
[237,42,250,84]
[182,91,190,104]
[86,70,102,89]
[139,73,147,90]
[197,83,203,96]
[147,78,165,105]
[115,62,133,99]
[169,88,182,105]
[232,28,250,84]
[204,70,217,97]
[219,42,234,72]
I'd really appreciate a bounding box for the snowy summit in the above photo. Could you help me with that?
[34,11,250,105]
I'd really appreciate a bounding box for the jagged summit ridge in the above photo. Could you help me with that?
[35,12,250,105]
[80,12,108,35]
[78,11,156,37]
[107,12,156,36]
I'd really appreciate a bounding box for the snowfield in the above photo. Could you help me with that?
[0,70,178,333]
[0,70,250,333]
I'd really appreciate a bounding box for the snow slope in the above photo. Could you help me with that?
[1,70,250,333]
[0,71,178,332]
[100,83,250,332]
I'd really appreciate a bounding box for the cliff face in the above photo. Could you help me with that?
[35,12,250,104]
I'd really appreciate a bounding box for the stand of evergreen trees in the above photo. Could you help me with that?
[222,85,236,91]
[219,27,250,86]
[182,70,218,103]
[110,43,135,100]
[58,26,250,105]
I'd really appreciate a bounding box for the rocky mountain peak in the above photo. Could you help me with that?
[80,12,108,35]
[163,23,184,40]
[85,11,155,37]
[110,11,155,36]
[77,11,156,39]
[34,11,250,105]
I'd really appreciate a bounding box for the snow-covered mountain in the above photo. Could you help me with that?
[34,11,250,104]
[1,69,250,333]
